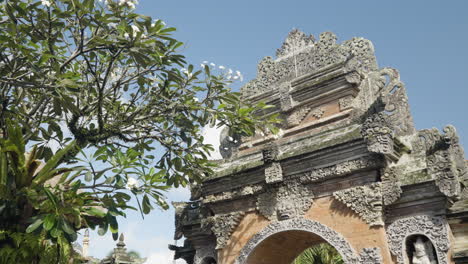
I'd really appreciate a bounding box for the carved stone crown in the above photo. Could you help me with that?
[240,30,378,99]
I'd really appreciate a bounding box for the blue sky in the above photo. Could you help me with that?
[80,1,468,263]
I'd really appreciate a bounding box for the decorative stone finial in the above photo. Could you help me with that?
[241,30,377,99]
[276,29,315,58]
[117,233,126,248]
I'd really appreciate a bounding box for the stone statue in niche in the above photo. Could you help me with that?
[411,236,437,264]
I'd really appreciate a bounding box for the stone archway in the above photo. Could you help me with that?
[234,218,381,264]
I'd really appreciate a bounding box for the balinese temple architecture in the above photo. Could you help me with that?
[169,30,468,264]
[100,234,146,264]
[75,231,146,264]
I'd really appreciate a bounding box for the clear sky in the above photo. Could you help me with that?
[80,1,468,263]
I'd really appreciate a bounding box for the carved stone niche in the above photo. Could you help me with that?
[333,183,384,226]
[256,181,314,221]
[414,125,468,199]
[386,215,450,264]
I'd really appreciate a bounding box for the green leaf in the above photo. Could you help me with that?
[61,220,75,235]
[26,218,43,233]
[84,207,106,218]
[34,140,78,185]
[142,194,153,214]
[43,215,56,231]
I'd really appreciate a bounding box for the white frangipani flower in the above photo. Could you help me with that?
[119,0,138,9]
[41,0,51,7]
[219,65,225,70]
[193,97,199,102]
[125,177,139,190]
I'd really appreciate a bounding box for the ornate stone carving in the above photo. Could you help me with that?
[219,127,241,159]
[412,236,437,264]
[381,167,403,205]
[361,113,394,156]
[262,143,279,163]
[414,125,467,198]
[194,242,217,264]
[257,181,313,221]
[376,68,415,137]
[207,212,245,249]
[265,162,283,183]
[311,107,325,119]
[359,248,383,263]
[300,156,380,183]
[287,106,311,127]
[339,96,354,111]
[386,215,450,264]
[234,218,381,264]
[279,82,293,111]
[203,184,264,204]
[173,202,188,240]
[276,29,315,58]
[241,30,377,99]
[333,183,384,226]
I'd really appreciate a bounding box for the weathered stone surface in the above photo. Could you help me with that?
[240,31,377,99]
[257,180,314,221]
[386,215,450,264]
[204,212,246,249]
[333,183,384,226]
[171,30,467,264]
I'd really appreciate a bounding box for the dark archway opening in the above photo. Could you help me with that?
[201,257,217,264]
[245,230,343,264]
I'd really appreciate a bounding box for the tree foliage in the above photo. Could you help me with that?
[0,0,278,262]
[293,243,344,264]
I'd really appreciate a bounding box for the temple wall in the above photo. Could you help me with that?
[219,196,394,264]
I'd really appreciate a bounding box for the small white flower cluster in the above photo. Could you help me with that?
[41,0,52,7]
[125,177,139,190]
[180,68,193,78]
[98,0,138,9]
[200,61,243,82]
[118,0,138,9]
[151,19,166,28]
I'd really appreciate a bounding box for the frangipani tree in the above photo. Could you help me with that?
[0,0,278,262]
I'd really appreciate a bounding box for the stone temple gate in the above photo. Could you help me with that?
[169,30,468,264]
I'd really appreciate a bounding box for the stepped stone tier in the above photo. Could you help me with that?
[169,30,468,264]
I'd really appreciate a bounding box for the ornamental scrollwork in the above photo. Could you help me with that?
[276,29,315,58]
[381,167,403,205]
[256,180,314,221]
[359,248,383,264]
[361,113,394,156]
[386,215,450,264]
[333,183,384,226]
[205,212,246,249]
[300,156,381,183]
[241,30,377,99]
[414,125,467,198]
[234,218,381,264]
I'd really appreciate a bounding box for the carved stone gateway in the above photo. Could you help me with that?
[170,30,468,264]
